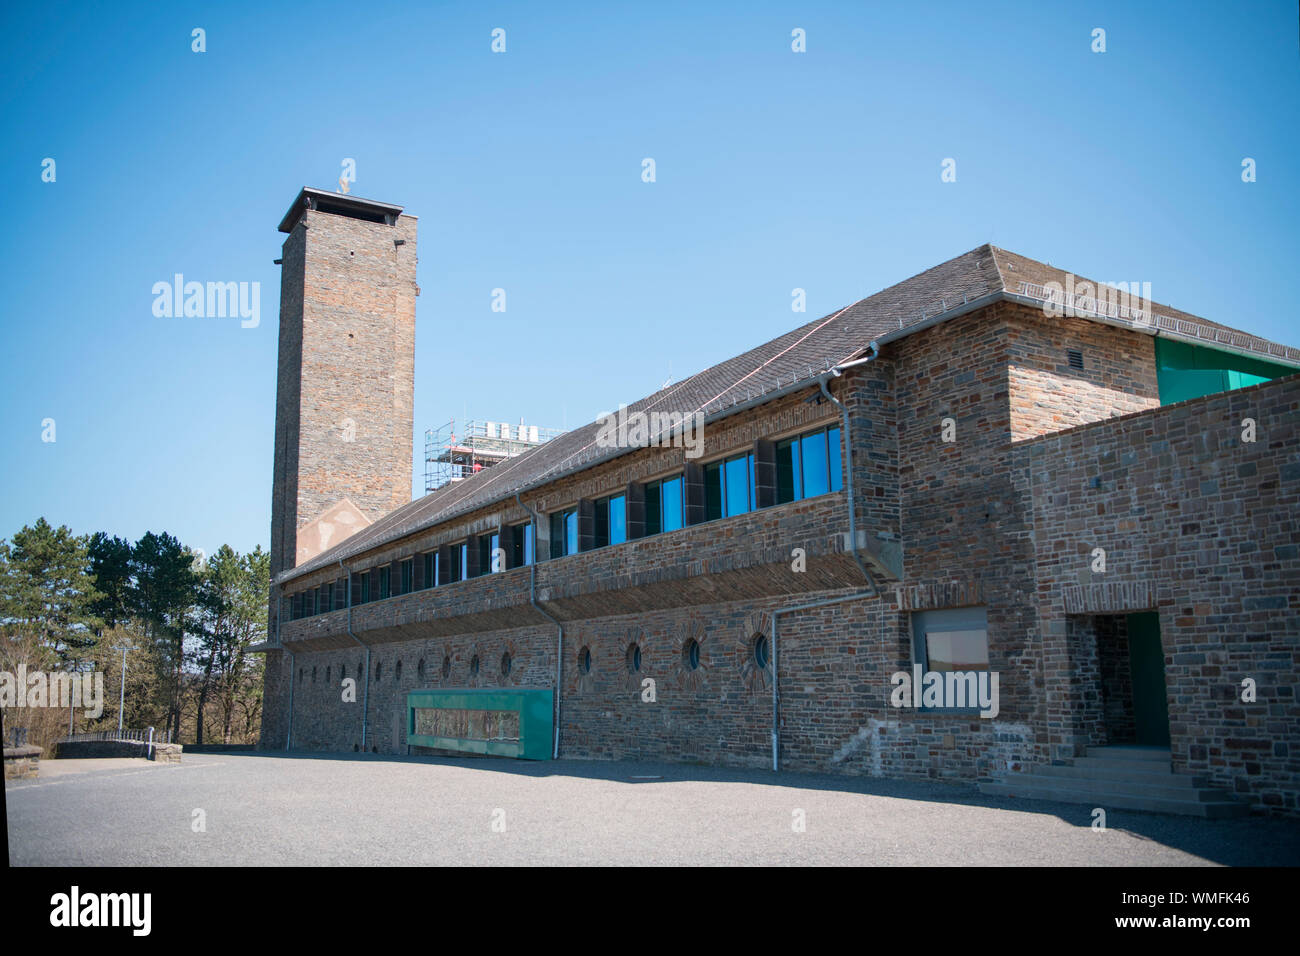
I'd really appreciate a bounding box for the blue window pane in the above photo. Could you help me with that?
[459,543,468,580]
[725,455,750,516]
[801,430,829,497]
[524,524,534,565]
[828,426,842,492]
[609,495,626,545]
[662,477,683,532]
[490,533,501,572]
[565,510,578,555]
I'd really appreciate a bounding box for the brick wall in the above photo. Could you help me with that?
[270,208,417,580]
[260,284,1300,814]
[1013,373,1300,812]
[1004,305,1159,440]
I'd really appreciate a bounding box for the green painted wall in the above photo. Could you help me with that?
[1154,338,1295,405]
[407,688,553,760]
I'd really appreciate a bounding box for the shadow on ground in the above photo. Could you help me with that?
[205,748,1300,866]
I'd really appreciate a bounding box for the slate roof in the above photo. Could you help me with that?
[280,244,1299,583]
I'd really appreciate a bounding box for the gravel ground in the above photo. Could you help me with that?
[7,752,1298,866]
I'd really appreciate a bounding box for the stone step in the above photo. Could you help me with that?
[978,781,1248,818]
[998,771,1226,802]
[1031,763,1209,788]
[1084,745,1172,762]
[1070,756,1177,776]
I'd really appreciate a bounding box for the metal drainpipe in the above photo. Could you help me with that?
[771,345,883,771]
[818,345,882,599]
[339,558,369,751]
[517,492,564,759]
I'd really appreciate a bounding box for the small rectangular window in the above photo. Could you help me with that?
[550,510,579,558]
[510,522,534,567]
[593,494,626,547]
[704,452,755,519]
[378,566,390,600]
[643,475,684,536]
[489,533,501,573]
[911,607,991,712]
[442,547,461,584]
[423,552,436,588]
[776,425,841,502]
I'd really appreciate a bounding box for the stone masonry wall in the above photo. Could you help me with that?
[262,286,1299,813]
[1013,373,1300,813]
[270,208,417,581]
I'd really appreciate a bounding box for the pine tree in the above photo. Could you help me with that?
[0,518,103,662]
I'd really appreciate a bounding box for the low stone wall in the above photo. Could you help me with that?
[184,743,254,754]
[56,740,183,763]
[4,745,42,779]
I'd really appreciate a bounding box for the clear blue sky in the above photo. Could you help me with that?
[2,0,1297,559]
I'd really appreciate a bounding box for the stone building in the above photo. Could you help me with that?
[256,188,1300,816]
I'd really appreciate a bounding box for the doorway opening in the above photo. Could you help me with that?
[1096,611,1170,747]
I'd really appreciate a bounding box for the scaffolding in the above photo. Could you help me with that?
[424,418,563,493]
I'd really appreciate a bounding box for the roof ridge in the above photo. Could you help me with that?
[982,243,1009,293]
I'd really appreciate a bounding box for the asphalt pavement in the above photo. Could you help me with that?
[7,752,1298,866]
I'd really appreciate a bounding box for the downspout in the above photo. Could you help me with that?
[818,345,882,601]
[517,492,564,759]
[771,344,883,771]
[339,557,369,751]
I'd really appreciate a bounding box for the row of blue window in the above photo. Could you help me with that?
[288,423,843,619]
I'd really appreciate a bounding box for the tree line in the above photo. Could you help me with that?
[0,517,268,752]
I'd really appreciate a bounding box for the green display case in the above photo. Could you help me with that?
[406,688,553,760]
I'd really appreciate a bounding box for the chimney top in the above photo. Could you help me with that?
[278,186,407,233]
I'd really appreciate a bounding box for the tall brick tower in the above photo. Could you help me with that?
[269,187,417,588]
